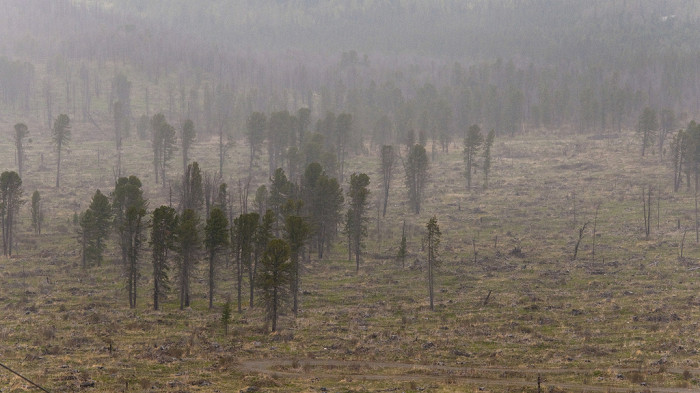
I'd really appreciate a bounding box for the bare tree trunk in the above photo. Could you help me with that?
[647,186,652,239]
[161,158,167,187]
[292,255,298,316]
[643,186,652,239]
[272,287,278,332]
[657,186,660,231]
[1,215,6,256]
[154,153,159,185]
[237,254,242,313]
[572,189,577,228]
[132,269,137,308]
[383,186,390,217]
[154,264,160,311]
[179,271,185,309]
[249,259,255,309]
[184,256,190,308]
[249,144,254,175]
[573,222,589,260]
[355,236,360,272]
[81,229,87,269]
[680,228,687,259]
[117,145,122,178]
[428,245,434,311]
[56,145,62,188]
[219,127,224,177]
[209,252,215,309]
[592,204,600,262]
[7,210,13,257]
[695,175,700,243]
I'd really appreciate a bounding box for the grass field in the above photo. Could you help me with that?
[1,121,699,392]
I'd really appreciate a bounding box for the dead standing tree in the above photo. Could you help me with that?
[425,216,441,311]
[572,222,589,260]
[380,145,395,217]
[591,203,600,262]
[642,185,652,239]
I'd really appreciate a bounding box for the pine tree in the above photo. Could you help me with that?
[638,107,658,157]
[671,129,688,192]
[397,221,407,268]
[231,212,258,312]
[0,171,23,256]
[302,163,344,258]
[112,176,146,267]
[482,129,495,189]
[216,183,229,212]
[182,162,204,212]
[151,113,165,184]
[335,113,352,184]
[268,168,293,233]
[346,173,370,272]
[176,209,200,310]
[79,210,97,269]
[151,113,177,186]
[380,145,395,217]
[252,210,274,308]
[221,301,232,336]
[205,207,229,309]
[125,204,146,308]
[405,144,429,214]
[150,206,178,310]
[284,214,310,316]
[13,123,29,178]
[181,119,196,174]
[463,124,484,189]
[31,190,42,235]
[425,216,441,311]
[52,114,71,188]
[257,238,292,332]
[254,185,268,217]
[246,112,266,173]
[86,189,112,266]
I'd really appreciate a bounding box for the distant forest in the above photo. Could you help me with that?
[2,0,700,145]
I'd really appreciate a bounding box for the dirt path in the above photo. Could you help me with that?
[240,358,699,392]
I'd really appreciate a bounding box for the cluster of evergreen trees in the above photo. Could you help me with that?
[0,171,42,258]
[0,171,23,257]
[463,125,495,190]
[77,156,380,331]
[6,103,479,327]
[670,121,700,194]
[75,151,448,328]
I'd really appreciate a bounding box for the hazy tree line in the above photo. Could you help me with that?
[2,0,700,154]
[0,57,33,110]
[14,55,690,153]
[72,1,700,68]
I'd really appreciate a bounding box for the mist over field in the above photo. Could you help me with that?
[1,1,700,392]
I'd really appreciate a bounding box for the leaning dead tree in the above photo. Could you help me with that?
[572,222,589,260]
